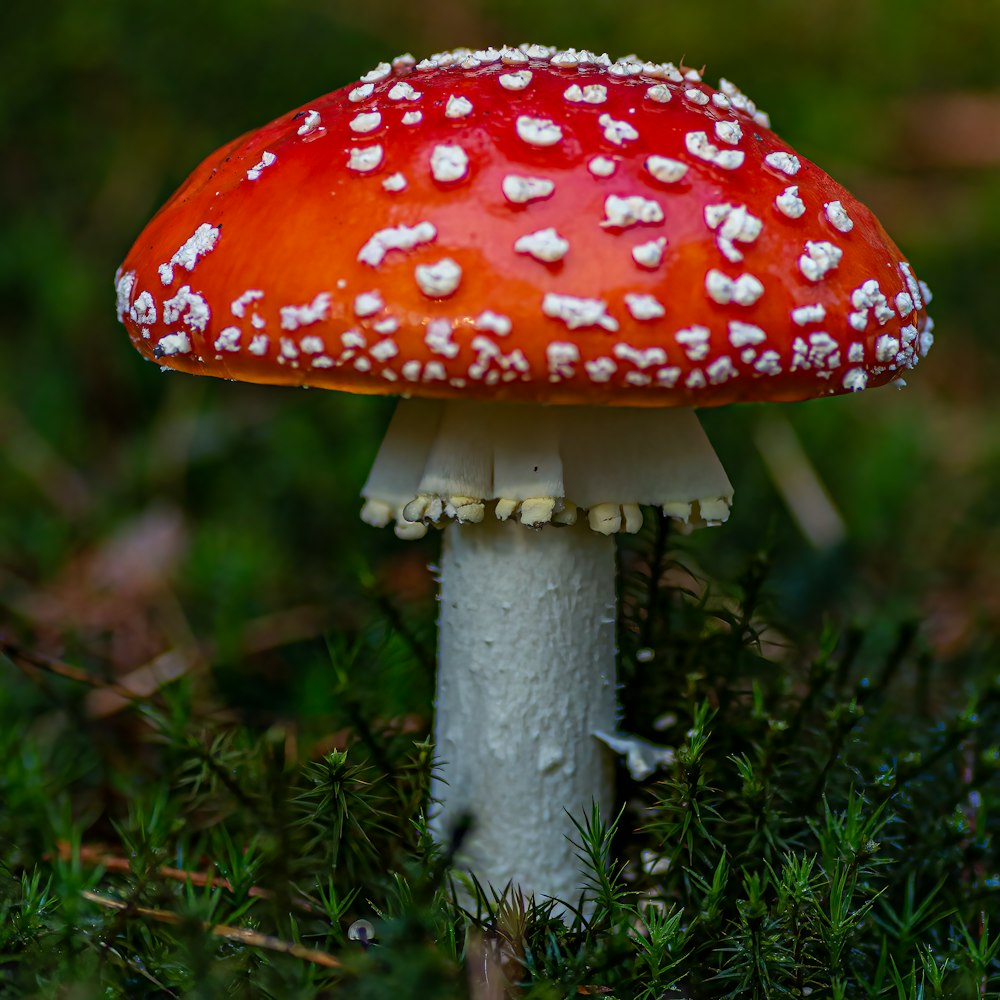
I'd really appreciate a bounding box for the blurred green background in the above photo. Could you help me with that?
[1,0,997,708]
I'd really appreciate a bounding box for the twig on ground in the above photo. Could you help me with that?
[82,890,342,970]
[55,841,318,913]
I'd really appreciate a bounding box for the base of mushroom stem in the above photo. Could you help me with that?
[360,398,733,539]
[431,516,617,906]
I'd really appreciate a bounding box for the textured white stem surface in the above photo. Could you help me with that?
[432,517,617,904]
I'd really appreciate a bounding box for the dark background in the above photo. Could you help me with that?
[1,0,997,709]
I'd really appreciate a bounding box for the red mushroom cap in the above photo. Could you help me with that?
[116,45,934,407]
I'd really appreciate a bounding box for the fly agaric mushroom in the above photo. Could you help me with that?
[115,44,933,904]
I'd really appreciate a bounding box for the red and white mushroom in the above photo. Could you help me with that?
[116,44,934,903]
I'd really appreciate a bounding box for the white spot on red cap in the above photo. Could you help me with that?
[614,344,667,370]
[155,332,191,356]
[728,321,766,347]
[115,269,135,321]
[542,293,618,331]
[158,223,220,285]
[824,200,854,232]
[602,194,664,228]
[360,62,391,84]
[632,237,667,269]
[357,221,437,267]
[514,228,569,262]
[704,203,762,263]
[599,113,638,145]
[402,111,422,125]
[425,319,459,357]
[791,303,826,326]
[550,48,587,68]
[516,115,563,147]
[875,333,901,362]
[718,77,767,125]
[585,357,617,382]
[800,332,840,370]
[502,175,555,203]
[354,291,384,317]
[764,151,800,175]
[349,83,375,102]
[382,172,407,192]
[499,70,532,91]
[707,356,738,384]
[754,351,782,375]
[129,291,156,326]
[500,46,530,65]
[246,151,276,181]
[843,368,868,391]
[705,270,764,306]
[521,43,556,60]
[350,112,382,133]
[644,61,682,81]
[280,293,331,330]
[775,186,806,219]
[685,131,744,170]
[588,156,616,177]
[348,145,384,172]
[849,279,894,330]
[415,258,462,297]
[430,144,469,182]
[163,285,209,330]
[895,291,914,317]
[714,119,743,145]
[214,327,240,352]
[445,95,473,118]
[564,83,607,104]
[799,240,842,281]
[684,88,709,106]
[624,293,665,320]
[388,81,422,101]
[645,155,688,184]
[546,341,580,379]
[676,325,710,360]
[475,310,512,336]
[645,84,672,103]
[919,321,934,357]
[231,289,263,318]
[370,339,398,362]
[296,110,324,137]
[248,334,269,355]
[896,264,921,310]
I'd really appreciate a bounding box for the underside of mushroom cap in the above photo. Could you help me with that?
[115,44,934,410]
[360,399,733,536]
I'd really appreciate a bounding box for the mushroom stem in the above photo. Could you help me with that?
[432,516,617,903]
[360,397,734,901]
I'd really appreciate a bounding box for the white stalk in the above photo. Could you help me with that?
[360,397,734,901]
[432,516,617,904]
